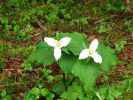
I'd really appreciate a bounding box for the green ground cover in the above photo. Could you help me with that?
[0,0,132,100]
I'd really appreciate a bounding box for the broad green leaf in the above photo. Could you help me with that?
[40,88,50,96]
[108,86,115,100]
[28,42,55,65]
[68,32,88,55]
[72,60,102,91]
[56,32,88,55]
[107,94,114,100]
[1,90,6,97]
[112,90,122,98]
[31,87,40,96]
[55,32,70,39]
[71,42,118,91]
[97,43,119,70]
[98,87,107,94]
[53,80,66,95]
[59,52,77,74]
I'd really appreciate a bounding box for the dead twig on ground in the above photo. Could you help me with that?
[36,18,48,31]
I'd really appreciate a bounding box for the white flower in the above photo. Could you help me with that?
[44,37,71,60]
[79,39,102,63]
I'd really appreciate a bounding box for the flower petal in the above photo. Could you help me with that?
[91,52,102,63]
[54,47,61,60]
[79,49,89,59]
[44,37,56,47]
[60,37,71,47]
[89,39,98,51]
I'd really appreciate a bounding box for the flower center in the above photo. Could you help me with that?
[88,49,94,55]
[55,42,61,47]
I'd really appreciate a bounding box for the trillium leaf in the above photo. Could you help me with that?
[55,32,70,40]
[55,32,88,55]
[72,42,119,91]
[72,60,102,91]
[28,42,55,65]
[59,52,77,74]
[68,32,88,55]
[97,43,119,70]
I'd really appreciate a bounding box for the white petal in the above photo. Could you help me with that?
[44,37,56,47]
[91,52,102,63]
[54,47,61,60]
[79,49,89,59]
[89,39,99,51]
[60,37,71,47]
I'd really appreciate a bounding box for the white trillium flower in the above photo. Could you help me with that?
[79,39,102,63]
[44,37,71,61]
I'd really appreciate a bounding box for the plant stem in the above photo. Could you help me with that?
[69,77,76,86]
[63,73,67,90]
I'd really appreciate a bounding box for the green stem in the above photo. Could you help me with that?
[69,77,76,86]
[63,73,67,90]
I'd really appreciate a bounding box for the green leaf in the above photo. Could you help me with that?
[117,84,126,92]
[31,87,40,96]
[2,98,7,100]
[128,79,133,90]
[108,94,114,100]
[47,75,54,82]
[56,32,88,55]
[112,90,122,98]
[68,32,88,55]
[127,62,133,69]
[46,93,54,100]
[98,87,107,94]
[53,80,66,95]
[28,42,55,65]
[4,95,12,100]
[60,82,84,100]
[98,24,107,33]
[24,90,36,100]
[71,43,118,91]
[59,52,77,74]
[107,86,117,100]
[40,88,50,96]
[97,43,119,70]
[1,90,6,97]
[55,32,70,39]
[72,60,102,91]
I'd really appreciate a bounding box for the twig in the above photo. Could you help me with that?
[94,16,113,24]
[3,68,23,71]
[36,18,47,31]
[9,57,23,61]
[32,32,42,37]
[0,82,29,88]
[126,43,133,45]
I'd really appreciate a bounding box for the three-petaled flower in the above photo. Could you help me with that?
[79,39,102,63]
[44,37,71,61]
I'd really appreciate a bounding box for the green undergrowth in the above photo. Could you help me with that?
[0,0,132,100]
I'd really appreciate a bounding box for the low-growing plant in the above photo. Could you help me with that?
[27,32,119,99]
[24,87,53,100]
[1,90,12,100]
[115,39,126,52]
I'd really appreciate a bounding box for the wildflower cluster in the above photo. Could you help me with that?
[44,37,102,63]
